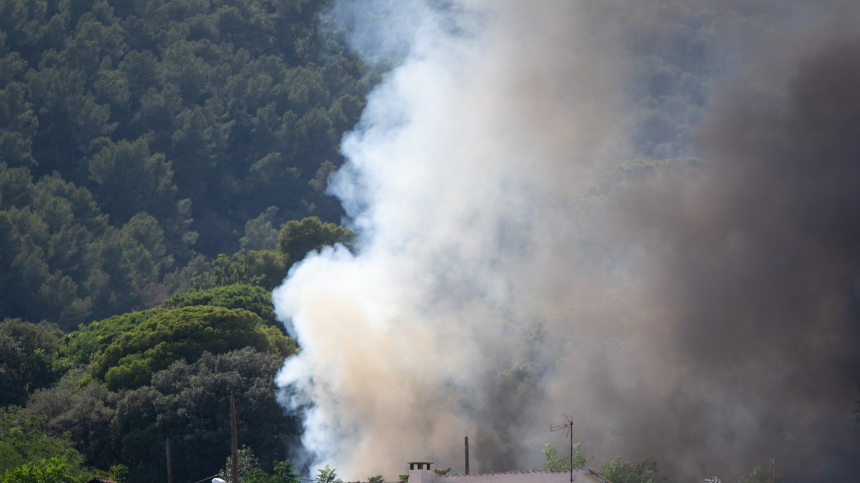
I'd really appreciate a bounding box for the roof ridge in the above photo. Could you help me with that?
[439,469,583,477]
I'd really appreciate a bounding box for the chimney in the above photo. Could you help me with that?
[408,462,436,483]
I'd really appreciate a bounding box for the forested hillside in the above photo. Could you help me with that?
[0,0,379,326]
[1,1,372,482]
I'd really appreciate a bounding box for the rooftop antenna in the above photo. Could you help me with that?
[550,414,575,483]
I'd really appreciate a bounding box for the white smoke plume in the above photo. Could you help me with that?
[274,1,860,481]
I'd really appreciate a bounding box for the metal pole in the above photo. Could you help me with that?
[166,439,172,483]
[231,395,239,483]
[569,421,573,483]
[465,437,469,475]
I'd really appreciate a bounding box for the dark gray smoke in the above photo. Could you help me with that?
[274,2,860,481]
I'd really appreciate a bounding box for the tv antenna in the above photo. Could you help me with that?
[550,414,575,483]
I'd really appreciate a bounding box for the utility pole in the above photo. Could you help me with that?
[231,395,239,483]
[550,414,575,483]
[464,437,469,475]
[770,458,774,483]
[166,439,172,483]
[569,419,573,483]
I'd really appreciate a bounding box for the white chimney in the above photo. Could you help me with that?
[408,462,436,483]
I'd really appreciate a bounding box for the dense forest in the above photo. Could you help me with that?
[0,0,368,481]
[0,0,378,327]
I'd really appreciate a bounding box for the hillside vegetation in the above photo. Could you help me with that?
[0,0,378,327]
[0,0,367,482]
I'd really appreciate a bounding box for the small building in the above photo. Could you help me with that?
[406,462,609,483]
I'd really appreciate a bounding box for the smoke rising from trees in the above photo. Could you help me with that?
[273,1,860,481]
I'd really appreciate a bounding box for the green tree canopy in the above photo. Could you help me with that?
[315,466,342,483]
[0,320,65,407]
[28,348,302,483]
[0,162,187,328]
[90,306,295,390]
[542,443,591,471]
[244,250,289,291]
[0,0,383,324]
[240,210,279,252]
[0,407,86,479]
[278,216,354,263]
[59,308,164,366]
[86,137,193,241]
[162,283,278,328]
[1,456,84,483]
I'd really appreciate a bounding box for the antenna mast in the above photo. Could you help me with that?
[550,414,575,483]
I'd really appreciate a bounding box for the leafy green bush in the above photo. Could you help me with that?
[542,442,592,471]
[244,250,290,291]
[162,284,278,327]
[278,216,355,263]
[315,466,342,483]
[61,283,288,367]
[59,308,164,365]
[0,407,86,479]
[91,306,295,390]
[218,447,300,483]
[30,348,301,483]
[599,456,672,483]
[0,320,66,406]
[1,456,84,483]
[191,252,265,291]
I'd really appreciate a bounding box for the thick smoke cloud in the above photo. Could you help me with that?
[274,1,860,481]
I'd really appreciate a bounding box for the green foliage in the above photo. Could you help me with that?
[0,407,86,478]
[242,465,300,483]
[162,283,278,327]
[0,0,382,324]
[90,305,296,390]
[219,447,299,483]
[368,476,384,483]
[599,456,671,483]
[106,465,128,483]
[433,469,451,476]
[398,475,408,482]
[0,320,66,406]
[28,348,300,483]
[244,250,290,291]
[24,373,120,472]
[316,466,342,483]
[1,456,83,483]
[193,251,264,290]
[162,254,211,294]
[87,138,188,228]
[241,209,280,251]
[220,446,261,481]
[60,282,286,368]
[268,461,301,483]
[738,460,784,483]
[195,215,354,292]
[59,307,164,365]
[542,443,592,471]
[278,216,355,263]
[0,162,182,328]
